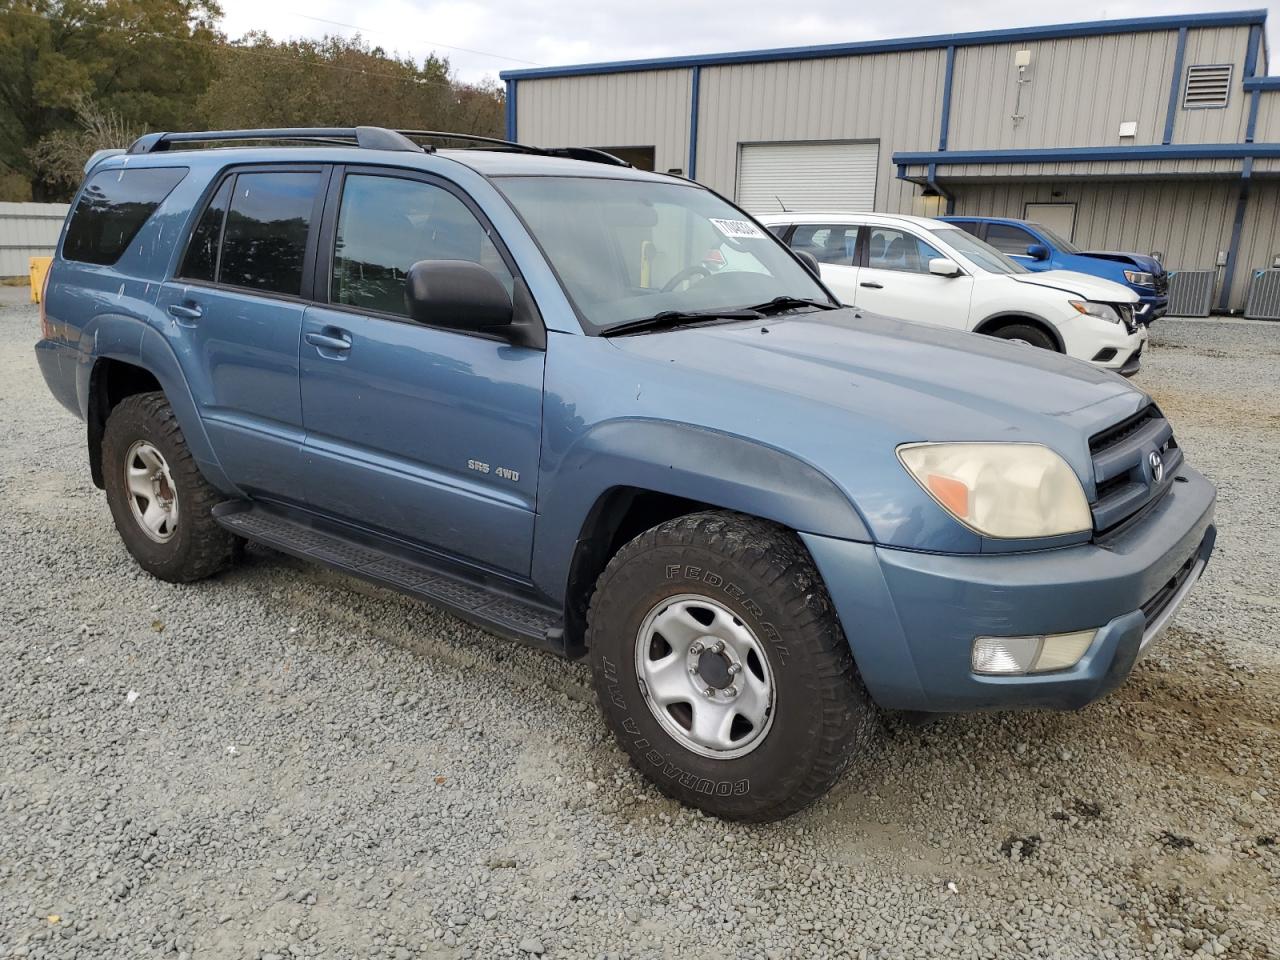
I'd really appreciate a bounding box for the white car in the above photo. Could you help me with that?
[759,212,1147,375]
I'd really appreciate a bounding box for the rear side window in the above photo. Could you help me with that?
[62,167,187,265]
[219,172,321,296]
[180,178,232,283]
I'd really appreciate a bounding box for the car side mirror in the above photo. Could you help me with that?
[794,250,821,277]
[1026,243,1050,261]
[928,257,962,278]
[406,259,513,334]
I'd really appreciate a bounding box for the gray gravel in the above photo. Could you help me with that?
[2,293,1278,960]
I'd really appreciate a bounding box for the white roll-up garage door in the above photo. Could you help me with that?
[735,141,879,215]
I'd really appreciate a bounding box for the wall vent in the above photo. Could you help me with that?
[1167,270,1216,317]
[1182,64,1233,109]
[1244,269,1280,320]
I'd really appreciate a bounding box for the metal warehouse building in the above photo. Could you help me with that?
[501,10,1280,314]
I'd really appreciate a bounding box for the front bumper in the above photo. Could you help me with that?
[1135,295,1168,322]
[802,464,1216,713]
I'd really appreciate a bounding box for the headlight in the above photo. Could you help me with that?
[1123,270,1155,287]
[1068,300,1121,324]
[897,442,1092,539]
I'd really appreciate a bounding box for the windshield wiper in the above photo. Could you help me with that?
[600,308,763,337]
[746,295,840,315]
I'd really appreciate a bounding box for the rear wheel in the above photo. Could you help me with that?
[991,321,1057,351]
[102,391,238,582]
[587,511,879,822]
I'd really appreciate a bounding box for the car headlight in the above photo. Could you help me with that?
[1123,270,1155,287]
[897,442,1092,539]
[1068,300,1121,324]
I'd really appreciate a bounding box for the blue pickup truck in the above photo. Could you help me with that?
[941,216,1169,322]
[35,127,1215,821]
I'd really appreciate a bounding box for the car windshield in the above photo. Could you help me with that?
[496,176,832,332]
[929,226,1029,275]
[1027,221,1081,254]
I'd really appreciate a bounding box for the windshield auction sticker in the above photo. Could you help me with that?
[709,218,767,240]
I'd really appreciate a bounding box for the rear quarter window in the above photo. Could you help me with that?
[62,167,188,265]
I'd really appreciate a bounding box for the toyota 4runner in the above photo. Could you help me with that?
[35,127,1217,821]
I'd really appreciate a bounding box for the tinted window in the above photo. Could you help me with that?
[62,167,187,265]
[983,223,1037,257]
[179,178,232,282]
[928,227,1027,275]
[219,171,321,296]
[789,224,860,265]
[866,227,943,274]
[332,175,513,317]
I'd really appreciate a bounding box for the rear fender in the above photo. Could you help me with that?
[78,314,239,496]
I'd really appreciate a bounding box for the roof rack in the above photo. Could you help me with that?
[395,130,630,166]
[125,125,631,168]
[127,126,424,155]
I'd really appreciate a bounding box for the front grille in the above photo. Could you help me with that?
[1153,271,1169,296]
[1089,405,1182,534]
[1141,552,1197,623]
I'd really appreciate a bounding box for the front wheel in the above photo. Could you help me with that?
[991,322,1057,351]
[587,512,879,821]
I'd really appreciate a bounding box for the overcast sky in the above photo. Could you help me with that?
[217,0,1280,84]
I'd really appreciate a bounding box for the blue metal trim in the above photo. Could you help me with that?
[1243,76,1280,89]
[1218,157,1254,311]
[939,45,956,151]
[1163,27,1188,144]
[893,142,1280,165]
[688,66,701,179]
[1245,25,1263,143]
[500,10,1268,80]
[505,79,517,141]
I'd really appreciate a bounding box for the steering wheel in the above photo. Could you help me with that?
[661,264,712,293]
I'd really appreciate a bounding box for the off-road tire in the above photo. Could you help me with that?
[102,391,238,583]
[587,511,879,821]
[991,322,1057,351]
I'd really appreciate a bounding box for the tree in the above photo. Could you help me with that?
[27,94,144,193]
[199,32,504,139]
[0,0,223,199]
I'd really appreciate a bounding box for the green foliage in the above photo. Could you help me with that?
[0,2,506,201]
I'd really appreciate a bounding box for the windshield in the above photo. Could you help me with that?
[496,176,832,332]
[1027,221,1081,254]
[929,226,1029,275]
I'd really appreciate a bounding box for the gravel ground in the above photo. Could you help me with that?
[2,294,1278,960]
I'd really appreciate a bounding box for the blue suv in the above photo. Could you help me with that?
[941,216,1169,321]
[35,127,1215,821]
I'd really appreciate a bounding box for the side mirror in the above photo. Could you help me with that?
[794,250,821,277]
[1026,243,1050,261]
[406,260,512,334]
[928,257,962,278]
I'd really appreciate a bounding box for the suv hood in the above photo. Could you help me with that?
[613,308,1145,470]
[1079,250,1165,275]
[1011,269,1140,303]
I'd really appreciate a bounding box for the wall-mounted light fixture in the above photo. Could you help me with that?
[1012,49,1032,126]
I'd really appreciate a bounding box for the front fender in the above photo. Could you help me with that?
[531,418,871,601]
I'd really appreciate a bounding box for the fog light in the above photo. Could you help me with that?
[972,630,1098,676]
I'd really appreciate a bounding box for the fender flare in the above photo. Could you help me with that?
[531,419,872,602]
[78,315,239,495]
[973,311,1065,353]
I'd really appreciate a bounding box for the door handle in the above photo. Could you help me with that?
[305,330,352,352]
[167,302,202,321]
[859,281,884,289]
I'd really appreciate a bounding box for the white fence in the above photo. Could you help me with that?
[0,201,70,276]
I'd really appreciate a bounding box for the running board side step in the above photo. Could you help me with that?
[212,502,573,657]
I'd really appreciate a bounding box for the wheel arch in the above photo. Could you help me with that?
[82,322,237,495]
[537,420,873,651]
[973,312,1065,352]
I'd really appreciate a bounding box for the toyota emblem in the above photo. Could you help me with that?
[1149,450,1165,483]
